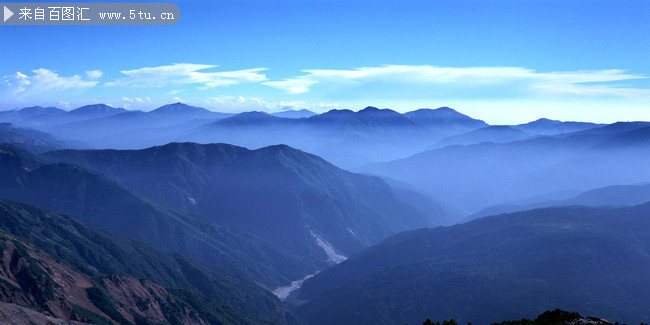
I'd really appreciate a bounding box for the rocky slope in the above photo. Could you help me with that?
[0,229,264,324]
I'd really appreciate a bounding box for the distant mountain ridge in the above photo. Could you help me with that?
[1,103,494,166]
[2,102,613,169]
[428,125,530,150]
[359,121,650,212]
[68,103,127,117]
[466,182,650,221]
[512,118,602,135]
[149,102,233,119]
[404,107,488,134]
[183,106,478,167]
[0,123,70,154]
[272,109,317,118]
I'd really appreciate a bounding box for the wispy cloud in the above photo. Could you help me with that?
[2,69,98,96]
[85,70,104,79]
[106,63,268,89]
[166,89,184,95]
[201,96,331,113]
[262,65,648,98]
[121,96,151,103]
[262,78,318,95]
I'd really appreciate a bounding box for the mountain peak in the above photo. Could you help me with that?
[526,118,562,125]
[271,109,317,119]
[17,106,64,116]
[406,107,466,118]
[434,106,455,111]
[404,107,488,132]
[69,104,126,116]
[357,106,400,115]
[150,102,209,114]
[210,111,288,128]
[228,111,277,121]
[322,108,355,115]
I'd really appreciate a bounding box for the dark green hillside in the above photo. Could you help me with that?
[297,203,650,325]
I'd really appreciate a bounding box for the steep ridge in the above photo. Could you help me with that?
[43,142,438,265]
[0,199,300,324]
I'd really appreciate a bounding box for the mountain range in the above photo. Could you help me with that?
[1,103,492,168]
[2,103,613,171]
[359,122,650,212]
[2,102,650,325]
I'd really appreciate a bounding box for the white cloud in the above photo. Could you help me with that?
[85,70,104,79]
[262,78,318,94]
[106,63,268,89]
[3,72,30,94]
[57,101,71,109]
[532,83,650,97]
[2,69,97,96]
[167,89,184,95]
[200,96,331,113]
[203,96,271,111]
[319,102,340,109]
[121,96,151,103]
[262,65,648,99]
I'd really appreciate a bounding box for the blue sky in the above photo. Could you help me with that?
[1,0,649,124]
